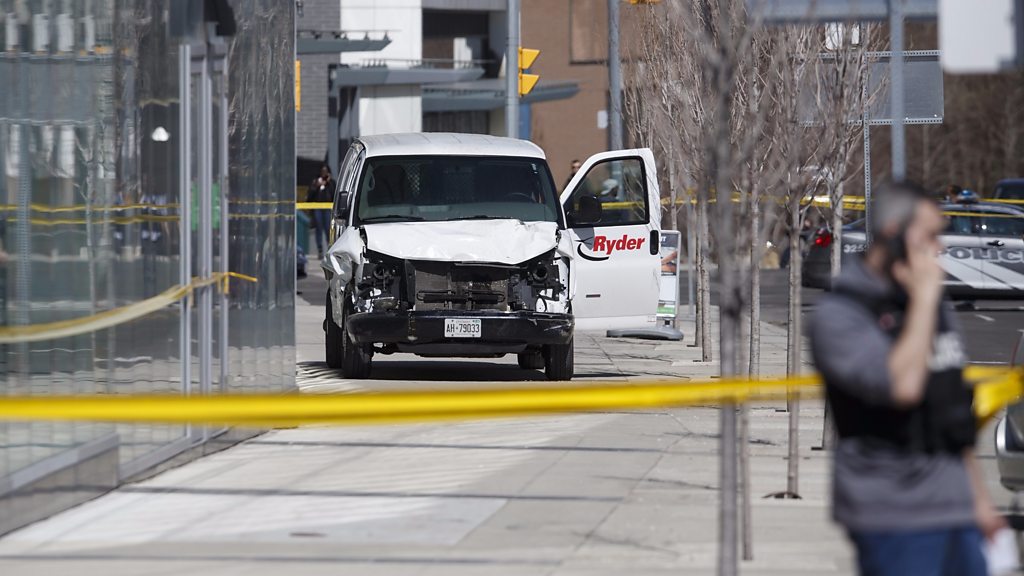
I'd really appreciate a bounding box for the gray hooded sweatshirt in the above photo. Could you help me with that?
[809,256,975,532]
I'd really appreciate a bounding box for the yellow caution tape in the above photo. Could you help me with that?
[296,202,333,210]
[0,272,258,345]
[0,375,821,428]
[0,203,180,213]
[941,210,1023,219]
[0,367,1018,429]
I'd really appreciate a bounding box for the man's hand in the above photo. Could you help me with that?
[976,501,1008,540]
[885,203,947,407]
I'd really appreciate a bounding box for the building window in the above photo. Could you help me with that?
[423,111,489,134]
[570,0,608,64]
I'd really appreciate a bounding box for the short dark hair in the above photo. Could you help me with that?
[869,180,935,240]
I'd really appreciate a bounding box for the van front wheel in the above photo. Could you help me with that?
[517,351,545,370]
[340,297,372,379]
[544,337,574,381]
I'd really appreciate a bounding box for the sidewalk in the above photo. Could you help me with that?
[0,295,854,575]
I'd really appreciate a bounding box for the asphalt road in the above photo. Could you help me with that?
[682,268,1024,365]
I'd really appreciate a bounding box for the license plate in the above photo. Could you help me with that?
[444,318,482,338]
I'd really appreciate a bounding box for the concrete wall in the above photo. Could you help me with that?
[359,85,424,134]
[342,0,424,136]
[522,0,610,188]
[296,0,341,163]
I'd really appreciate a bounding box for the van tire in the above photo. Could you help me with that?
[340,296,372,379]
[544,337,574,381]
[517,351,545,370]
[325,294,344,369]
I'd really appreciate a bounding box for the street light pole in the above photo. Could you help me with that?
[889,0,906,181]
[607,0,623,149]
[505,0,520,139]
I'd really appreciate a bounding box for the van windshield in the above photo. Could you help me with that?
[354,156,560,224]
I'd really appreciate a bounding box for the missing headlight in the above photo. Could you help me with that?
[358,252,409,309]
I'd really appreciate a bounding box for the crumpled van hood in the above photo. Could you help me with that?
[363,220,559,264]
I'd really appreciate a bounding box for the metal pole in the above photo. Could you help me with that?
[199,36,213,442]
[863,123,873,241]
[505,0,520,139]
[179,43,193,413]
[889,0,906,182]
[219,53,230,396]
[607,0,623,150]
[327,70,339,172]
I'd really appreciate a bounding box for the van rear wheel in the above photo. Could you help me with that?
[544,337,574,381]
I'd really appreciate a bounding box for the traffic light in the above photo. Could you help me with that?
[518,47,540,97]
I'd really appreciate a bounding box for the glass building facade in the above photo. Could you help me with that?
[0,0,295,534]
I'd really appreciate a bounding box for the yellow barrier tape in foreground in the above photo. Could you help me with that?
[0,376,822,428]
[0,367,1018,429]
[296,202,333,210]
[0,272,258,345]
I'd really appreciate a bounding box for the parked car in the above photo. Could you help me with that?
[801,201,1024,297]
[994,178,1024,202]
[801,218,866,289]
[321,133,663,380]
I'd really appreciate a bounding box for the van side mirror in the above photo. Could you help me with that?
[333,192,350,221]
[568,194,602,227]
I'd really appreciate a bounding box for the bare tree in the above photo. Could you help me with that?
[625,3,879,571]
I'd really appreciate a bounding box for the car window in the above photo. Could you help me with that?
[354,156,559,224]
[944,214,978,235]
[978,214,1024,237]
[336,146,358,195]
[995,182,1024,201]
[565,158,648,226]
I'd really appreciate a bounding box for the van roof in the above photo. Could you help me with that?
[357,133,546,160]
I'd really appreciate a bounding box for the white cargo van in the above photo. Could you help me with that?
[321,133,662,380]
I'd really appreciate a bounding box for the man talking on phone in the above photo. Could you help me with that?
[809,182,1005,576]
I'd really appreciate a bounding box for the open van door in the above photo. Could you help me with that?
[560,149,662,331]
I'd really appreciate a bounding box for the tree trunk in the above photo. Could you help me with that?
[711,17,738,572]
[698,185,712,361]
[739,401,752,560]
[668,153,682,331]
[738,181,756,562]
[696,186,712,358]
[825,139,851,451]
[750,192,761,378]
[744,190,762,555]
[785,191,802,498]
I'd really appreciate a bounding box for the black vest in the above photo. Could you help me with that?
[825,286,976,454]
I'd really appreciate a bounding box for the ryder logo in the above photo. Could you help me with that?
[577,235,646,262]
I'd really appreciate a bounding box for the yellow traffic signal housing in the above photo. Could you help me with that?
[518,47,540,96]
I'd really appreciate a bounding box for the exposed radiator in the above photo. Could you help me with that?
[412,262,509,312]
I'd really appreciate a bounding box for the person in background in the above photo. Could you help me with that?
[809,182,1004,576]
[942,184,963,203]
[307,164,334,260]
[564,159,581,189]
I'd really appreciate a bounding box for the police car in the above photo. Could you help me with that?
[802,198,1024,297]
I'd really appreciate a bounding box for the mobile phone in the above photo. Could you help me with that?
[887,231,907,263]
